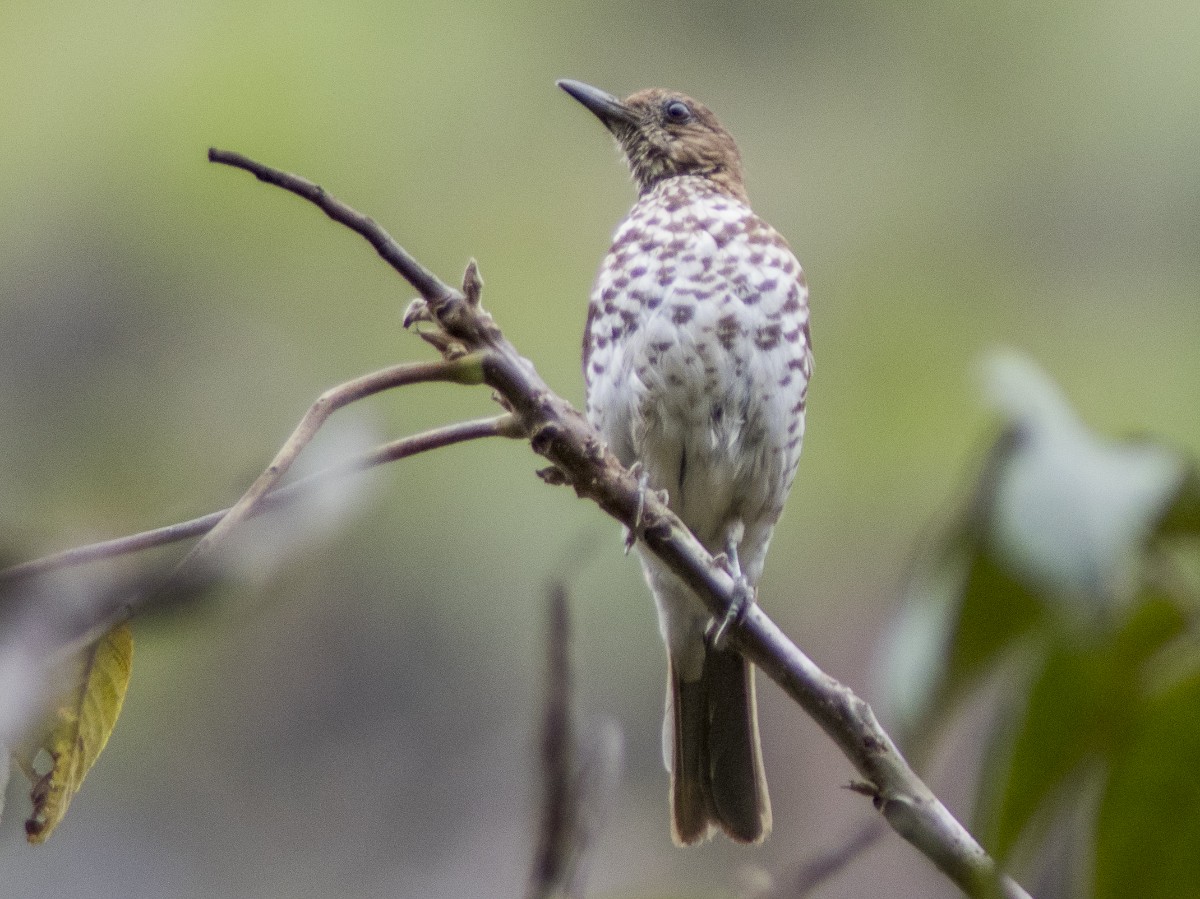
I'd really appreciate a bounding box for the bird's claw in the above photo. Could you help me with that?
[623,465,654,554]
[622,526,636,554]
[707,529,754,650]
[707,576,755,650]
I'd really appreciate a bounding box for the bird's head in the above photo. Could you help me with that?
[558,79,747,203]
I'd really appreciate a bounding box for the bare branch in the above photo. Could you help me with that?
[6,151,1028,897]
[0,415,516,585]
[207,150,1029,898]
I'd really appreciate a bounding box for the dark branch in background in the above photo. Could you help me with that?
[525,584,623,899]
[3,149,1031,899]
[527,584,578,899]
[758,818,886,898]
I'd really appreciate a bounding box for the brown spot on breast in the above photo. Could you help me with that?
[612,228,642,250]
[715,313,741,350]
[711,221,741,249]
[754,323,782,349]
[671,304,695,325]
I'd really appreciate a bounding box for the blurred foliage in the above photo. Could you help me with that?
[882,354,1200,896]
[1,0,1198,897]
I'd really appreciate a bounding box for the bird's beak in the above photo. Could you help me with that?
[557,79,638,132]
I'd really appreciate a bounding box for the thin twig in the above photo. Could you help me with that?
[206,149,457,305]
[159,357,484,593]
[0,415,517,585]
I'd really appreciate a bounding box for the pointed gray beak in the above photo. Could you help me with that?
[557,79,638,131]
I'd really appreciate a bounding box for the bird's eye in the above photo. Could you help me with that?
[664,99,692,123]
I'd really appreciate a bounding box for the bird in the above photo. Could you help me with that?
[558,79,812,846]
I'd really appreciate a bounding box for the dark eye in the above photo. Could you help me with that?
[664,99,692,123]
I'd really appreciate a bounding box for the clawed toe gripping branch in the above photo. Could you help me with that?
[0,149,1030,899]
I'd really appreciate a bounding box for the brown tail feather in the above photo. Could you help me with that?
[668,648,771,846]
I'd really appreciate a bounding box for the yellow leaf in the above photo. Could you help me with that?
[24,622,133,844]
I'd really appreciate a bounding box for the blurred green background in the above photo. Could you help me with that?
[1,1,1197,897]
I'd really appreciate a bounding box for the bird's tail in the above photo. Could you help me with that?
[667,646,772,845]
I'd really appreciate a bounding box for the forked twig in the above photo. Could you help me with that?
[0,416,516,585]
[159,357,488,593]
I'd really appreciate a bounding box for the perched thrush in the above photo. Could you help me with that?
[559,80,812,846]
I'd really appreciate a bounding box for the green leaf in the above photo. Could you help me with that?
[945,542,1045,700]
[22,622,134,844]
[1094,665,1200,899]
[1155,461,1200,538]
[879,352,1194,744]
[879,429,1044,743]
[978,596,1185,863]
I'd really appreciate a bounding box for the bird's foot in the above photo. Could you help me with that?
[707,576,755,650]
[707,534,755,650]
[623,464,650,554]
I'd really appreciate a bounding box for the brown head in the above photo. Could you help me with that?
[558,79,748,204]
